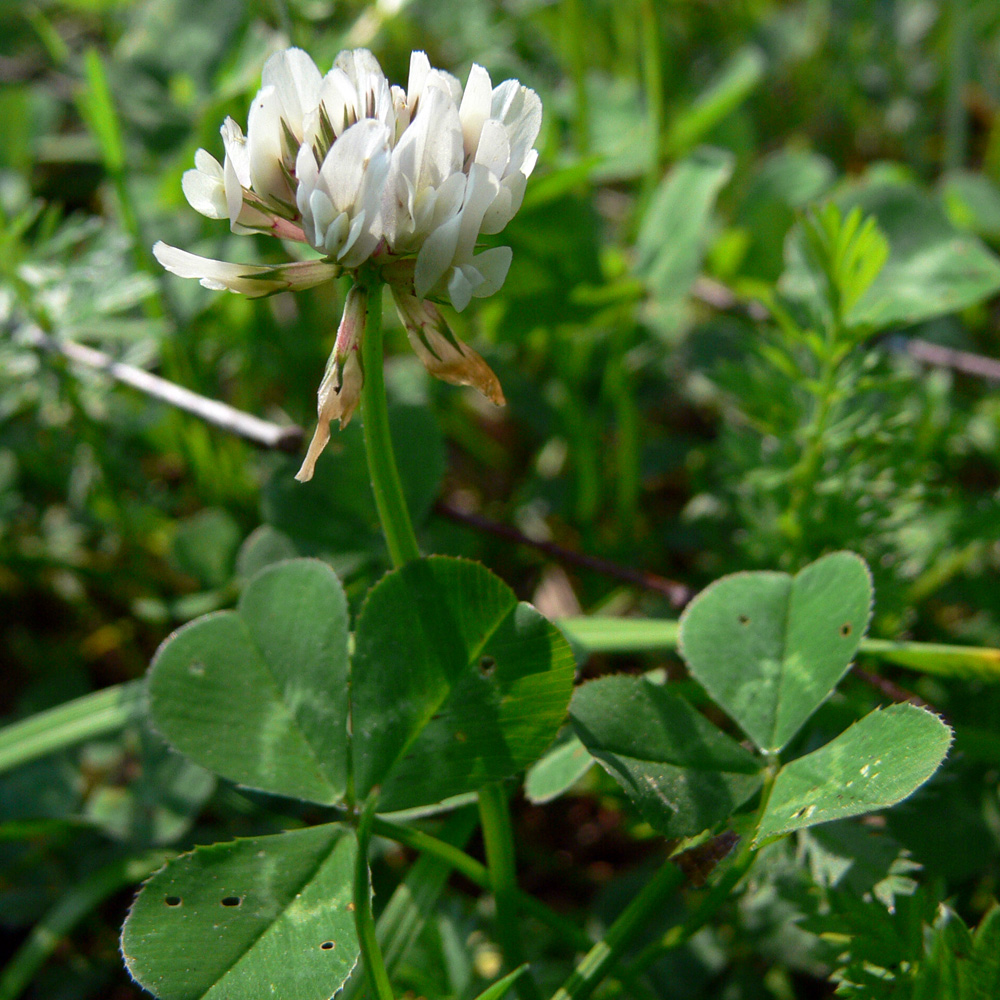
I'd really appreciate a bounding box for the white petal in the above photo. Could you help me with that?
[316,68,355,136]
[397,85,464,192]
[182,158,227,219]
[480,172,526,234]
[447,265,478,312]
[309,187,339,250]
[424,68,463,106]
[320,118,391,213]
[220,118,251,187]
[335,48,384,91]
[492,81,542,174]
[459,64,493,159]
[433,171,467,225]
[342,155,391,267]
[407,51,431,106]
[469,245,512,298]
[334,48,394,126]
[414,213,462,298]
[338,208,366,260]
[153,242,338,296]
[262,48,322,132]
[295,143,320,229]
[384,90,462,252]
[153,242,279,296]
[193,148,223,178]
[473,118,511,178]
[247,86,288,202]
[490,79,521,122]
[295,141,320,187]
[391,84,409,136]
[323,211,350,257]
[456,162,500,260]
[520,147,539,179]
[223,153,246,230]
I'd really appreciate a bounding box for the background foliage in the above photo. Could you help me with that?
[2,0,1000,998]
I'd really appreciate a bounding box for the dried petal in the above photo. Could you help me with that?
[296,286,369,482]
[392,288,505,405]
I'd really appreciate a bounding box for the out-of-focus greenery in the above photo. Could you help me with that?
[3,1,1000,998]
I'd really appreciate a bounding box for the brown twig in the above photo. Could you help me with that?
[434,501,694,608]
[849,664,932,710]
[897,336,1000,383]
[22,325,304,452]
[436,502,934,707]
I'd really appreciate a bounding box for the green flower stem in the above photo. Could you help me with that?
[478,783,542,1000]
[359,280,421,568]
[549,858,685,1000]
[354,797,396,1000]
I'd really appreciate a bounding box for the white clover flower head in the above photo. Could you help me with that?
[155,46,541,479]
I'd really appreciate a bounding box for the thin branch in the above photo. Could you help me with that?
[849,665,931,710]
[895,335,1000,383]
[434,501,694,608]
[692,276,1000,383]
[22,325,304,452]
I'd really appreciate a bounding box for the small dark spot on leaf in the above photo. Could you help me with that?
[164,896,182,907]
[738,615,750,626]
[479,655,496,677]
[320,941,335,950]
[840,622,852,637]
[221,896,242,907]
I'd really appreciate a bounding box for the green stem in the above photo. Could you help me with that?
[354,797,395,1000]
[783,340,844,554]
[371,816,592,952]
[550,858,685,1000]
[626,847,756,977]
[359,281,420,568]
[478,784,542,1000]
[0,681,144,776]
[2,621,995,783]
[625,766,778,978]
